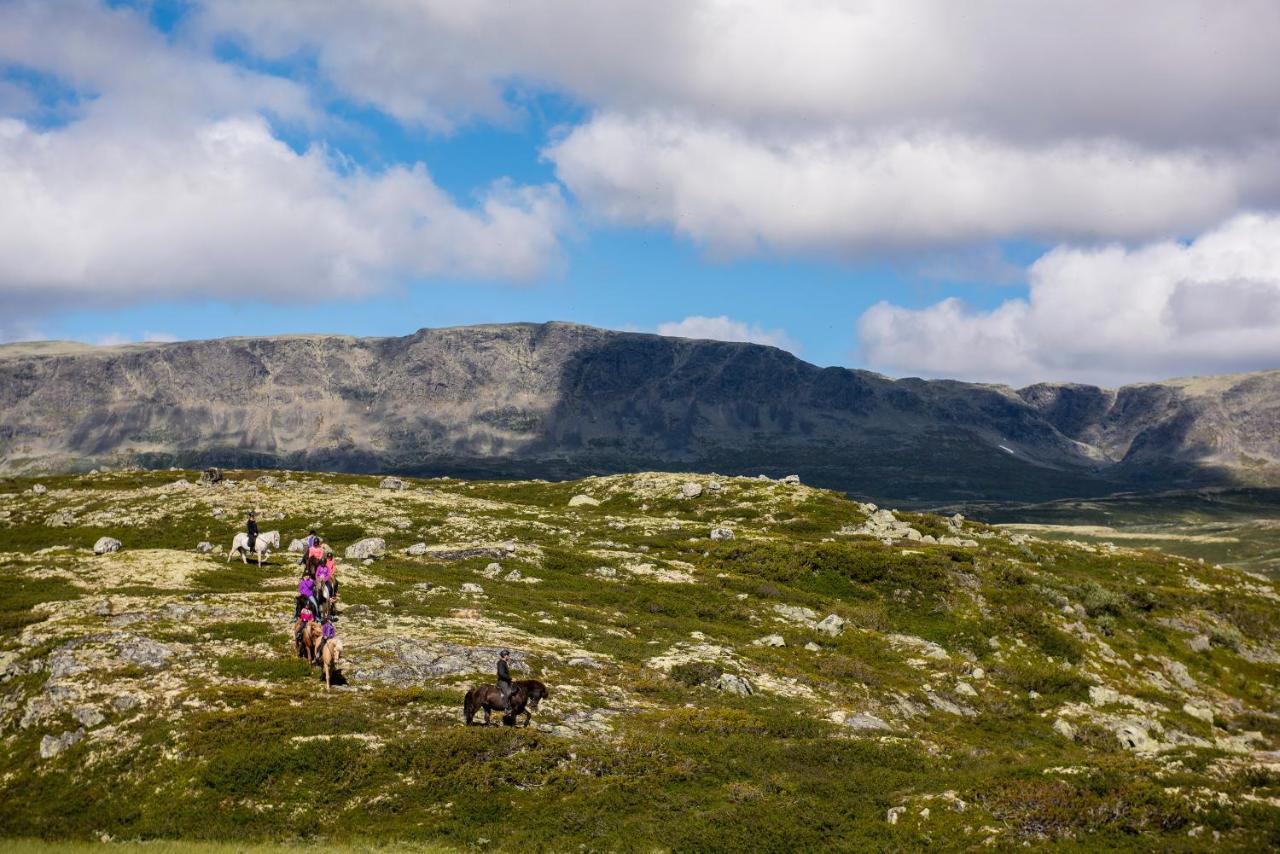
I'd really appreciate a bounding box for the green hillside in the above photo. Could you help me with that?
[1,470,1277,851]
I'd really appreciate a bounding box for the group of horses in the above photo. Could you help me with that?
[229,526,549,722]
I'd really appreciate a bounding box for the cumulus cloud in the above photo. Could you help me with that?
[0,1,567,322]
[656,315,798,353]
[198,1,1280,146]
[0,114,565,309]
[548,114,1271,255]
[857,214,1280,386]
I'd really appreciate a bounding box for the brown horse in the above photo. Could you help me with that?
[463,679,548,727]
[294,619,321,661]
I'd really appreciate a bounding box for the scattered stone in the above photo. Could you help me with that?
[389,517,412,530]
[73,707,105,728]
[568,494,600,507]
[1183,702,1214,724]
[681,482,704,499]
[379,476,406,490]
[199,467,222,486]
[288,538,307,553]
[1161,658,1198,692]
[925,690,977,716]
[30,483,47,494]
[804,642,821,652]
[195,542,213,554]
[753,634,786,647]
[782,474,801,484]
[1187,634,1211,653]
[971,667,986,680]
[480,562,503,579]
[346,537,386,560]
[404,542,429,556]
[40,729,84,759]
[839,712,892,732]
[887,806,905,825]
[1115,721,1158,752]
[504,569,523,582]
[363,559,373,566]
[112,695,140,712]
[45,511,76,527]
[715,673,753,696]
[91,599,113,617]
[460,583,485,595]
[120,637,173,670]
[1052,718,1077,740]
[709,527,735,541]
[954,681,978,697]
[93,537,122,555]
[592,566,617,579]
[707,480,722,492]
[815,614,846,636]
[773,604,819,623]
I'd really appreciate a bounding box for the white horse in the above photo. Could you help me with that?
[228,529,280,565]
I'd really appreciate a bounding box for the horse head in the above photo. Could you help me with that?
[263,530,280,548]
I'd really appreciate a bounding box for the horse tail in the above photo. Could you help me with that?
[464,689,477,725]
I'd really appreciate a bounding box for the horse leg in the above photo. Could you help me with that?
[483,708,491,726]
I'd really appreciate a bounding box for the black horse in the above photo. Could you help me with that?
[463,679,548,727]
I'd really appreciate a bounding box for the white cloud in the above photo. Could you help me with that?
[0,115,565,308]
[857,214,1280,386]
[656,315,798,353]
[0,1,568,318]
[197,1,1280,147]
[192,1,1280,256]
[548,114,1272,255]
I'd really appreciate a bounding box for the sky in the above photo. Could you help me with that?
[2,0,1280,387]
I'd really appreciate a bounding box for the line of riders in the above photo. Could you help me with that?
[243,512,547,719]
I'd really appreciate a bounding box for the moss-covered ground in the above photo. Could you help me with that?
[0,469,1277,851]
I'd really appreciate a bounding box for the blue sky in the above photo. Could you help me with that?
[2,1,1279,385]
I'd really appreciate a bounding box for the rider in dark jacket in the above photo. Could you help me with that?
[246,512,258,551]
[497,650,514,713]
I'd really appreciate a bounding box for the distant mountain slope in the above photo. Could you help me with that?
[1,322,1277,502]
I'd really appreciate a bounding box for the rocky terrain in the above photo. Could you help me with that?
[1,469,1278,849]
[2,323,1279,503]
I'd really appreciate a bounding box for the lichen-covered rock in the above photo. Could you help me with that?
[681,482,703,499]
[30,483,47,494]
[815,614,846,636]
[288,538,307,553]
[379,476,406,490]
[93,537,122,555]
[1053,718,1077,740]
[754,634,786,647]
[346,537,386,560]
[195,542,213,553]
[40,728,84,759]
[715,673,753,696]
[710,527,734,541]
[774,604,818,623]
[45,511,75,527]
[838,712,891,732]
[461,583,485,594]
[568,494,600,507]
[782,474,800,484]
[404,542,429,556]
[199,467,222,486]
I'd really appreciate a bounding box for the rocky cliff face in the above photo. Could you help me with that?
[2,322,1277,501]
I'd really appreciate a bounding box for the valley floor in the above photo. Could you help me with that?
[1,470,1278,851]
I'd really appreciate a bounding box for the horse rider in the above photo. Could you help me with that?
[246,511,258,552]
[300,528,319,565]
[315,551,339,611]
[314,616,336,664]
[295,602,315,647]
[295,574,319,621]
[497,649,514,715]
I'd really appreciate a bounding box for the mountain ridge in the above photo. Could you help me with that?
[2,321,1277,502]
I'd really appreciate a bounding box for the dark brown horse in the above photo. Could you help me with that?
[463,679,548,727]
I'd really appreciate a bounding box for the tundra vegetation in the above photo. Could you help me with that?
[0,469,1277,851]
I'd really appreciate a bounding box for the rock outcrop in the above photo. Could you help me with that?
[3,322,1278,502]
